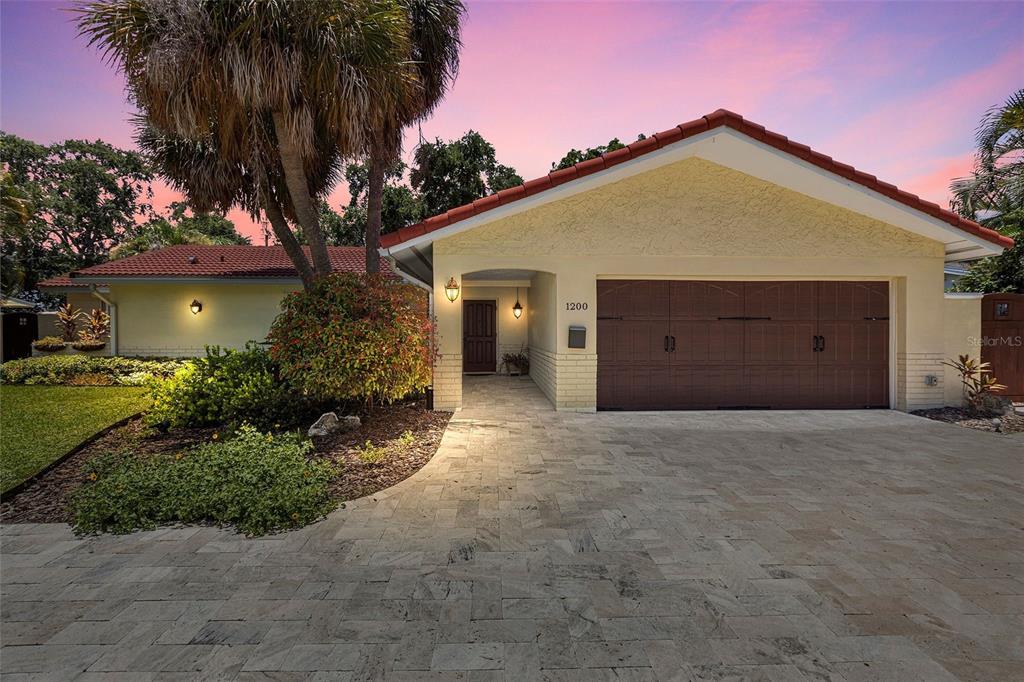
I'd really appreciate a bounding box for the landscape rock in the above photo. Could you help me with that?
[307,412,361,438]
[339,415,361,432]
[308,412,339,438]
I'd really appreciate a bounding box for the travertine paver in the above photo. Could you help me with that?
[2,375,1023,680]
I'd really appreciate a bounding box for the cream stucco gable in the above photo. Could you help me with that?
[434,157,943,259]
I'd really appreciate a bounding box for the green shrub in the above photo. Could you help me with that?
[146,344,317,431]
[268,273,433,407]
[70,425,337,536]
[0,354,187,386]
[32,336,66,352]
[358,440,388,464]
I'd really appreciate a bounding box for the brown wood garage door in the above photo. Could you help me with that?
[597,281,889,410]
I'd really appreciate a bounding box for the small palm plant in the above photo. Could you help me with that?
[74,309,112,350]
[56,303,82,342]
[943,354,1007,413]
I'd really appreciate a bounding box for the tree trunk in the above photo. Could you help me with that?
[365,152,386,274]
[264,197,315,290]
[271,110,332,278]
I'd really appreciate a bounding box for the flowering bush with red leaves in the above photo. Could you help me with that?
[268,273,433,407]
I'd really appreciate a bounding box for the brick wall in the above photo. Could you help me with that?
[553,353,597,411]
[528,347,557,405]
[432,353,463,411]
[898,351,945,411]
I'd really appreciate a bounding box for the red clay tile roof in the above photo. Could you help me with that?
[380,109,1013,251]
[64,245,389,280]
[37,276,91,289]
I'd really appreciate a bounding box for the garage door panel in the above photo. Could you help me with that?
[746,366,819,409]
[599,320,671,366]
[744,321,818,365]
[670,281,744,319]
[745,282,817,320]
[818,282,889,320]
[818,321,888,365]
[672,320,744,364]
[598,364,673,410]
[673,366,745,408]
[818,366,889,408]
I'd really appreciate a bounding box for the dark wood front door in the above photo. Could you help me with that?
[463,300,497,373]
[982,293,1024,399]
[597,280,889,410]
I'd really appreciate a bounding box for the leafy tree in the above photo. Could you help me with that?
[0,133,154,292]
[1,171,33,231]
[319,200,363,247]
[112,203,249,259]
[335,161,423,244]
[950,89,1024,293]
[410,130,524,216]
[166,202,248,245]
[363,0,465,273]
[77,0,414,289]
[551,134,648,170]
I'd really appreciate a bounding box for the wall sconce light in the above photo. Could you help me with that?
[444,277,460,302]
[189,299,203,315]
[512,288,523,319]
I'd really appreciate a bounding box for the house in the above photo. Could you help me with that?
[380,109,1012,413]
[39,246,391,357]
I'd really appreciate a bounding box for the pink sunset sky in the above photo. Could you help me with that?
[2,0,1022,241]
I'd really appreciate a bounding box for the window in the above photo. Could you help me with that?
[996,302,1010,318]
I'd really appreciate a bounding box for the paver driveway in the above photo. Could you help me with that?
[2,376,1022,681]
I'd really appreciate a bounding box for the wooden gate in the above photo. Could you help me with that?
[982,293,1024,400]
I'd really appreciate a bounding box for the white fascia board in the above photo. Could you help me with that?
[382,128,1003,262]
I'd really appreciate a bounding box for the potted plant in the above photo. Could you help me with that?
[72,309,111,352]
[32,336,67,353]
[56,303,82,343]
[501,349,530,376]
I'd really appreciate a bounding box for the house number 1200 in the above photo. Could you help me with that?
[565,302,588,311]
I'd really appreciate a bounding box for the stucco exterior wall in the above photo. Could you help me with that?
[108,282,297,357]
[431,157,950,412]
[942,295,983,407]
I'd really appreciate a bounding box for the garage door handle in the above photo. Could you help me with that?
[819,336,826,352]
[670,335,676,352]
[664,335,670,352]
[812,335,823,352]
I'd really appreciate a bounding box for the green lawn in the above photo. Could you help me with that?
[1,385,149,494]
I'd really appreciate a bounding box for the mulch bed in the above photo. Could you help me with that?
[313,405,452,501]
[912,406,1024,434]
[1,404,451,525]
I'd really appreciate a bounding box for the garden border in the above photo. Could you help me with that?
[0,411,144,503]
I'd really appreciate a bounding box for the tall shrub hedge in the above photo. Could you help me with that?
[268,273,433,406]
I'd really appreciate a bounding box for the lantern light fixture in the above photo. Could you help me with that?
[189,299,203,315]
[512,288,523,319]
[444,277,460,302]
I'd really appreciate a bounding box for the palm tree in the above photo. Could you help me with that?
[363,0,465,273]
[949,89,1024,293]
[951,88,1024,220]
[76,0,413,288]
